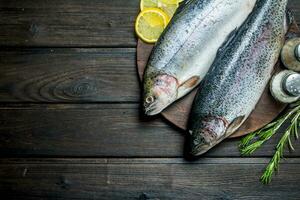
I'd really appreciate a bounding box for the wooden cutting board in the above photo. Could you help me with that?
[137,21,300,138]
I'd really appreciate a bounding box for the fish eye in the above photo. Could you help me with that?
[145,96,155,104]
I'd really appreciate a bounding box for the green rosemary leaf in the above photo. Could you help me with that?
[261,156,277,184]
[294,122,299,139]
[293,112,300,140]
[240,101,300,184]
[239,127,277,155]
[259,129,276,140]
[239,131,258,148]
[288,136,295,151]
[240,140,264,155]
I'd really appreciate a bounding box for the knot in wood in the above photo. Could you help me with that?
[70,81,96,97]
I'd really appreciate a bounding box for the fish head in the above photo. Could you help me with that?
[188,116,229,156]
[143,74,178,116]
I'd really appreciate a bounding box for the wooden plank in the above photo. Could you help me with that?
[0,0,299,47]
[0,158,299,199]
[0,48,139,102]
[0,0,138,47]
[0,104,299,157]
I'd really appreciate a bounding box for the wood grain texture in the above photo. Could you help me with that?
[0,48,139,102]
[0,104,299,157]
[0,0,138,47]
[0,0,299,47]
[0,158,300,200]
[0,0,299,198]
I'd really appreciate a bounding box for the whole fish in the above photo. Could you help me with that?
[188,0,290,156]
[143,0,257,115]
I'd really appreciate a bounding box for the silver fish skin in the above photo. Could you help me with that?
[188,0,290,156]
[143,0,257,116]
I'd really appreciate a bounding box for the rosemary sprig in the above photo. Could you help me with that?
[239,101,300,184]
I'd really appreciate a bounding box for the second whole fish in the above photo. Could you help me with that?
[188,0,290,156]
[143,0,257,115]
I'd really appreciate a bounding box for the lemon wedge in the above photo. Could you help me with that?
[140,0,179,19]
[135,8,169,43]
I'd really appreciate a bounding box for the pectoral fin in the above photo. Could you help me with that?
[226,116,246,136]
[177,76,200,97]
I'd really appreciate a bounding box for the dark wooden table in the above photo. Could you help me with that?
[0,1,300,199]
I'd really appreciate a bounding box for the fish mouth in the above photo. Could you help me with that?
[144,96,175,116]
[190,145,211,156]
[188,130,215,156]
[144,103,164,116]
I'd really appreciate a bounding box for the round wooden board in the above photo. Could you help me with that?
[137,21,300,138]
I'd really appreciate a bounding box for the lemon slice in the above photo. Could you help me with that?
[135,8,169,43]
[140,0,179,19]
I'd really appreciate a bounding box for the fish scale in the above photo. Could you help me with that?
[143,0,257,116]
[188,0,289,156]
